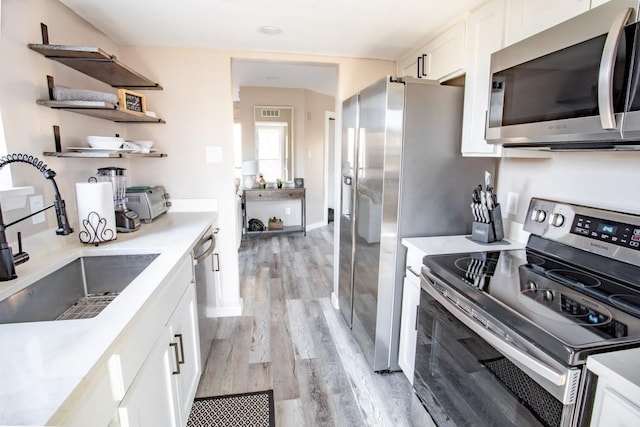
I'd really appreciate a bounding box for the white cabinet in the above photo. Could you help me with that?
[399,271,420,384]
[461,0,506,157]
[424,20,466,81]
[505,0,591,46]
[591,386,640,426]
[397,20,466,81]
[170,283,202,426]
[118,282,201,427]
[587,348,640,427]
[398,52,420,79]
[591,0,611,6]
[118,327,180,427]
[398,248,424,383]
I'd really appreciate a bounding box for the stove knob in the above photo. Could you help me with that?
[526,281,538,291]
[549,213,565,227]
[530,209,547,223]
[541,290,554,302]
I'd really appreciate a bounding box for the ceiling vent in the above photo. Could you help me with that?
[261,109,280,118]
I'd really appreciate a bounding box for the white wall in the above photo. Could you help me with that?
[0,0,397,315]
[496,151,640,241]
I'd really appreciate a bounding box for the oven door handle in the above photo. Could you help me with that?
[423,274,568,387]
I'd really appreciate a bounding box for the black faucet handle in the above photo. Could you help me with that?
[13,232,29,266]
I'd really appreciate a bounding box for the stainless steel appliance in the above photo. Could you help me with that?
[96,167,140,232]
[338,76,496,372]
[193,227,218,367]
[414,197,640,426]
[486,0,640,150]
[125,185,171,223]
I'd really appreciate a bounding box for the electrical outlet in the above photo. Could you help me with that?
[29,195,45,224]
[285,207,291,215]
[506,192,519,216]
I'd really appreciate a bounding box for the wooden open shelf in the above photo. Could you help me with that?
[37,100,165,123]
[43,151,167,159]
[28,44,162,90]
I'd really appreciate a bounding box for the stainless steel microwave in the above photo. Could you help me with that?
[486,0,640,150]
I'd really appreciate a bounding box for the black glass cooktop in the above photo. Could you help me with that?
[423,247,640,365]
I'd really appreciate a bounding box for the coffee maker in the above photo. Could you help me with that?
[96,167,140,232]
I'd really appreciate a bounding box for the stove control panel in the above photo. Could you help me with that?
[570,214,640,251]
[524,198,640,267]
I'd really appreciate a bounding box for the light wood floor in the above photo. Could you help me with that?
[196,224,413,426]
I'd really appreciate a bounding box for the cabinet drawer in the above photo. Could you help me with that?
[245,189,304,201]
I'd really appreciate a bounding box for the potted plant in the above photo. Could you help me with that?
[276,178,283,189]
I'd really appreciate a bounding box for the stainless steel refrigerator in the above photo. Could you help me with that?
[338,76,496,372]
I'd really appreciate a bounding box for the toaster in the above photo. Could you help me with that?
[125,185,171,223]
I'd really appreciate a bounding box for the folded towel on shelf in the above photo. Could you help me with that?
[53,85,118,104]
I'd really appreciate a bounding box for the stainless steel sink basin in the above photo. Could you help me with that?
[0,254,159,323]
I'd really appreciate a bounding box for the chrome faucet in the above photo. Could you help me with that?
[0,154,73,281]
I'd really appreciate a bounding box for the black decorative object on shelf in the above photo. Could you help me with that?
[79,211,115,246]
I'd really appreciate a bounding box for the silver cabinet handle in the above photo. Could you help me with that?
[599,7,632,129]
[170,342,181,375]
[174,333,185,365]
[213,253,220,272]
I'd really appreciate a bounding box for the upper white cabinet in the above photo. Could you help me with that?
[397,20,466,82]
[504,0,591,46]
[591,0,612,6]
[425,20,466,81]
[461,0,506,157]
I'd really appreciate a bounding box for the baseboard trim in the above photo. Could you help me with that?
[306,221,327,231]
[206,298,244,317]
[331,292,339,310]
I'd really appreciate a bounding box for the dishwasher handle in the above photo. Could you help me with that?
[193,230,216,263]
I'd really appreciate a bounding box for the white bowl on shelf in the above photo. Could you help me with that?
[86,136,124,150]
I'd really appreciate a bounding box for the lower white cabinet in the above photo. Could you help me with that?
[398,247,424,383]
[118,327,180,427]
[118,282,201,427]
[171,283,201,426]
[590,385,640,426]
[587,347,640,427]
[398,269,421,384]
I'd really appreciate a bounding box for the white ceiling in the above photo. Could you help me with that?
[59,0,476,98]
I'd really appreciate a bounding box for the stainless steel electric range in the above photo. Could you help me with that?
[414,198,640,427]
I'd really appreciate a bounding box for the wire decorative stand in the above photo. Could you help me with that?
[79,211,115,246]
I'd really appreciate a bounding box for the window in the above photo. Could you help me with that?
[256,123,288,181]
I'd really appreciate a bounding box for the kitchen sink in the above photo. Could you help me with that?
[0,254,159,324]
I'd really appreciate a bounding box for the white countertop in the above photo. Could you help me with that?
[0,211,215,426]
[587,347,640,397]
[402,235,525,256]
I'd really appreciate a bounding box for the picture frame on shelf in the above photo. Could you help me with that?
[117,89,146,113]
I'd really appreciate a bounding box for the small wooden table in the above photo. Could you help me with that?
[242,188,306,237]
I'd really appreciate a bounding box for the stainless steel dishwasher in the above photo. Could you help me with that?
[193,226,219,369]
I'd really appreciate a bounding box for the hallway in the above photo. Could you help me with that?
[195,225,412,426]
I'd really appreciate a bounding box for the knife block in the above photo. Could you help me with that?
[471,204,504,243]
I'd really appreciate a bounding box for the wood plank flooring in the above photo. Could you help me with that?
[196,225,413,426]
